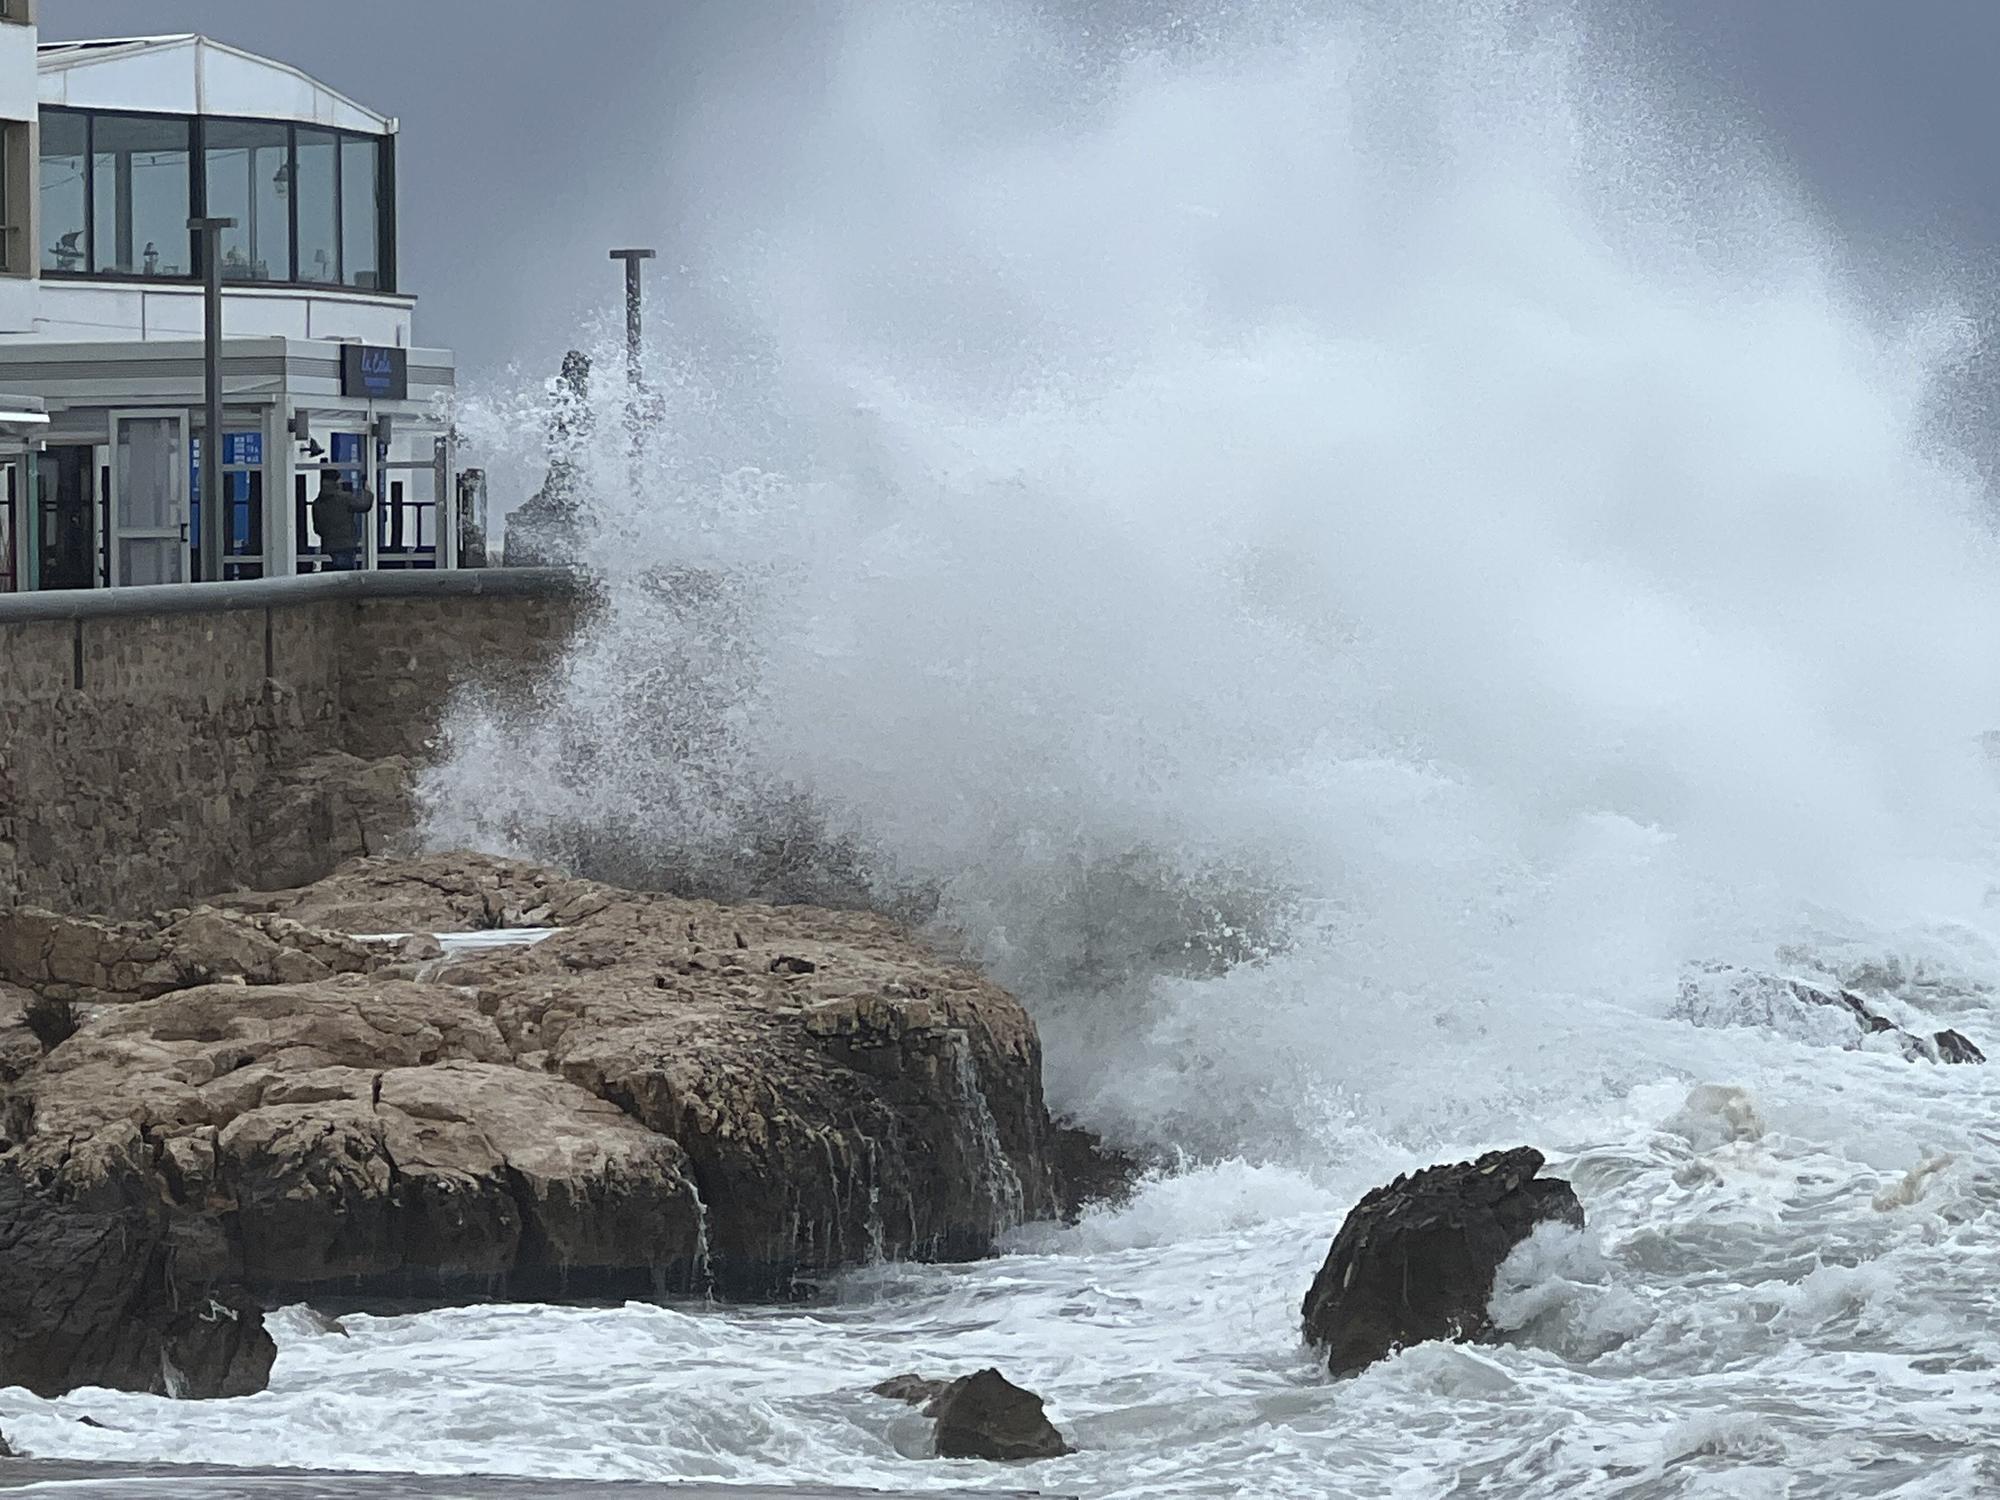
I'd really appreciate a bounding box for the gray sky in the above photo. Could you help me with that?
[42,1,2000,395]
[44,0,825,381]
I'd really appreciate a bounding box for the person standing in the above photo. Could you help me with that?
[311,470,375,571]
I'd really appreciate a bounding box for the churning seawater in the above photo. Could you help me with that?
[13,1,2000,1494]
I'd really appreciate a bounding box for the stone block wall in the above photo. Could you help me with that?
[0,572,586,916]
[344,593,583,763]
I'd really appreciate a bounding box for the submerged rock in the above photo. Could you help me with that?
[873,1373,953,1407]
[0,853,1061,1397]
[930,1369,1071,1461]
[1674,963,1984,1064]
[1302,1147,1584,1377]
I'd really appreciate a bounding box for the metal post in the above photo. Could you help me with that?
[189,216,236,583]
[608,248,655,491]
[608,248,654,387]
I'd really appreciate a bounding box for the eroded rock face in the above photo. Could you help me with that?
[1675,963,1985,1065]
[0,853,1061,1396]
[1301,1148,1584,1377]
[930,1369,1071,1462]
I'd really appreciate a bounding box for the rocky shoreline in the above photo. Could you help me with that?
[0,853,1071,1399]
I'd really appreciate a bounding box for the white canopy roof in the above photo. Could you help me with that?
[38,34,396,135]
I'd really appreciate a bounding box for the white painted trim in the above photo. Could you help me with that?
[38,34,396,134]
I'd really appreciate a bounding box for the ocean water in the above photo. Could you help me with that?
[12,1,2000,1495]
[6,1062,2000,1497]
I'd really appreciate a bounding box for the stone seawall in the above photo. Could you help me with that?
[0,571,587,915]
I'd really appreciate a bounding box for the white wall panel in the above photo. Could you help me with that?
[0,25,38,124]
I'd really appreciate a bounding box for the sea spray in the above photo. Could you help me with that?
[430,0,2000,1171]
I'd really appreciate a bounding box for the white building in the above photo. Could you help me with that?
[0,28,468,591]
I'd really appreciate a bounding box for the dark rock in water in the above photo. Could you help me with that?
[931,1368,1070,1461]
[1933,1028,1985,1065]
[0,1145,275,1399]
[294,1308,350,1338]
[154,1290,276,1399]
[872,1373,952,1408]
[1050,1122,1141,1221]
[1675,963,1984,1064]
[1302,1147,1583,1377]
[0,1431,13,1457]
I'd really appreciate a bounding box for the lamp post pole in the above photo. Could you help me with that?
[608,248,656,488]
[608,248,655,388]
[189,216,236,582]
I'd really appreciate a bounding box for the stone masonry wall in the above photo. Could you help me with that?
[344,593,584,762]
[0,575,586,916]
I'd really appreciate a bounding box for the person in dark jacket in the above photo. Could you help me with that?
[311,471,374,570]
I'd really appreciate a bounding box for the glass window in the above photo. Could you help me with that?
[341,136,380,289]
[90,114,192,276]
[295,128,339,284]
[39,111,87,273]
[205,119,291,282]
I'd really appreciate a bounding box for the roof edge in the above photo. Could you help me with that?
[38,33,397,134]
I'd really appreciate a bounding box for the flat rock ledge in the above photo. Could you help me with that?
[0,853,1062,1398]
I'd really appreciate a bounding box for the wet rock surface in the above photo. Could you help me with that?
[1675,962,1985,1064]
[1302,1147,1584,1377]
[929,1369,1071,1461]
[872,1373,953,1407]
[0,853,1061,1398]
[1049,1121,1143,1221]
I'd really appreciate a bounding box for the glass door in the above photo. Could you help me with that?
[109,411,188,586]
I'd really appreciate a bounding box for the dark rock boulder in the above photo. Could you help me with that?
[1302,1147,1583,1377]
[930,1368,1070,1461]
[152,1289,277,1399]
[0,1132,274,1399]
[0,1432,12,1458]
[1675,963,1984,1064]
[1929,1028,1985,1064]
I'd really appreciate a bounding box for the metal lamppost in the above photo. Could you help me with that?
[608,248,655,388]
[608,248,655,488]
[189,215,236,582]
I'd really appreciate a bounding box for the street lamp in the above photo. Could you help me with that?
[608,248,655,389]
[609,248,656,491]
[189,216,236,582]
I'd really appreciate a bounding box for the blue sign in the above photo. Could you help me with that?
[189,431,266,559]
[190,431,265,502]
[341,344,408,401]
